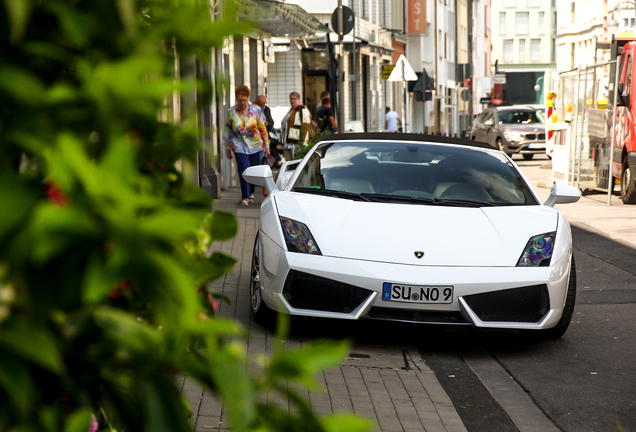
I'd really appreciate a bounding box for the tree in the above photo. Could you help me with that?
[0,1,372,431]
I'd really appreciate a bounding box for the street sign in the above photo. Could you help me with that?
[349,74,361,81]
[492,74,506,84]
[331,6,354,36]
[381,64,395,79]
[479,97,491,104]
[388,55,418,82]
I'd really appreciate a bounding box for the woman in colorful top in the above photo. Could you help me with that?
[281,91,312,161]
[224,85,270,205]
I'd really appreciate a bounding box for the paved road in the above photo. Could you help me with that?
[424,155,636,432]
[184,154,636,432]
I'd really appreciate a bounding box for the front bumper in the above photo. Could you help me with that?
[504,136,546,154]
[259,234,571,330]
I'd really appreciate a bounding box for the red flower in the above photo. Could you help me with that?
[43,180,68,206]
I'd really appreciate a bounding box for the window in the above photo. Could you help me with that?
[516,12,529,35]
[570,2,575,24]
[499,12,506,35]
[504,40,514,62]
[538,12,545,35]
[527,0,541,7]
[519,39,526,62]
[530,39,541,62]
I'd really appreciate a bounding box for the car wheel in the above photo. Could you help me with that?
[250,234,274,325]
[522,154,534,161]
[532,256,577,340]
[621,158,636,204]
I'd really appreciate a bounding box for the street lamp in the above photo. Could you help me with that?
[607,0,636,35]
[534,76,544,92]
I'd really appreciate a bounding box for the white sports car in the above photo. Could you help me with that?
[243,133,581,339]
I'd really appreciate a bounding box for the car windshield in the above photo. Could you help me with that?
[498,110,544,124]
[291,141,538,206]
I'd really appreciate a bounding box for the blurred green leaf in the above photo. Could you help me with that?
[0,65,44,103]
[3,0,33,43]
[94,308,161,353]
[0,323,63,373]
[321,413,374,432]
[0,174,39,244]
[0,353,33,416]
[210,343,256,432]
[63,408,93,432]
[209,211,238,242]
[29,203,100,264]
[269,340,350,388]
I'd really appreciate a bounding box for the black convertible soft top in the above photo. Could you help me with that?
[320,132,494,150]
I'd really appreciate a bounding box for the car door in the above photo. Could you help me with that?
[480,110,496,146]
[472,110,490,142]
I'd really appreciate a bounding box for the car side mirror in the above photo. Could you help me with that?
[484,119,494,126]
[618,82,631,108]
[243,165,279,194]
[543,182,581,207]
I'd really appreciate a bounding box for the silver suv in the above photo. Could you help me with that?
[470,106,546,160]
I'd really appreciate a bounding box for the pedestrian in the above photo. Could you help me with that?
[315,90,330,116]
[317,96,338,134]
[385,106,401,132]
[281,91,311,161]
[224,85,270,206]
[254,94,274,133]
[254,94,282,165]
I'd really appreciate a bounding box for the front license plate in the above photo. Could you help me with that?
[382,283,453,304]
[528,143,546,149]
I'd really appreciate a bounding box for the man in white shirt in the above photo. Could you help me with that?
[385,107,400,132]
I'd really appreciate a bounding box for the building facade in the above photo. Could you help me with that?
[491,0,557,105]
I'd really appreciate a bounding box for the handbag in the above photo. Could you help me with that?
[261,154,275,168]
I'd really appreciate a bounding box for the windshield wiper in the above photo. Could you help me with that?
[293,187,371,202]
[359,193,435,204]
[361,193,498,207]
[431,198,498,207]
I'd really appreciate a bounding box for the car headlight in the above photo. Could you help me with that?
[505,131,524,140]
[516,232,555,267]
[280,217,322,255]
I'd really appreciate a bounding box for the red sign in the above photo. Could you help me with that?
[491,98,504,106]
[407,0,427,34]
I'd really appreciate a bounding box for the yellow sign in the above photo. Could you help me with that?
[381,64,396,80]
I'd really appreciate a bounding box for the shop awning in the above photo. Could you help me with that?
[239,0,328,38]
[308,32,370,51]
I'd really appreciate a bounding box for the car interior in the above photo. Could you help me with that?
[293,142,537,205]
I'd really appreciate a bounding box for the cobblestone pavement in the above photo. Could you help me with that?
[177,186,468,432]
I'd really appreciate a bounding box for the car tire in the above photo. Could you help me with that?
[531,256,577,340]
[250,233,275,325]
[522,154,534,161]
[621,158,636,204]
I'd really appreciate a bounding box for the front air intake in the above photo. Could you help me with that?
[282,270,373,314]
[463,284,550,323]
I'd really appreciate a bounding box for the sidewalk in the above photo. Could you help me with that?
[523,160,636,250]
[178,186,468,432]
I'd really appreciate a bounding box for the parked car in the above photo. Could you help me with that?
[243,133,581,339]
[471,105,546,160]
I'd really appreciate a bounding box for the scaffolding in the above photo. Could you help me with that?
[551,60,619,205]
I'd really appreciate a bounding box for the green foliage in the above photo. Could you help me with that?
[0,1,371,432]
[294,130,332,160]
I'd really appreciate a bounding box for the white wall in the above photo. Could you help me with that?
[267,44,304,108]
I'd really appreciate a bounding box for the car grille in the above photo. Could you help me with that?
[364,307,471,325]
[282,270,373,313]
[525,133,546,141]
[462,284,550,323]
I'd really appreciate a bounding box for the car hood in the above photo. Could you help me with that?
[499,123,545,133]
[274,193,558,267]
